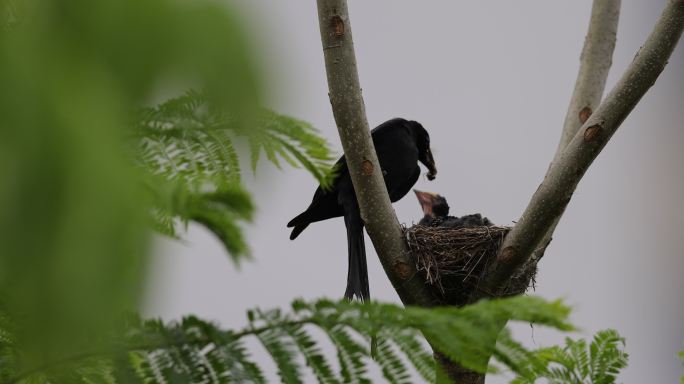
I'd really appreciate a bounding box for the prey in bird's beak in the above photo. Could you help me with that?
[421,148,437,181]
[414,189,440,217]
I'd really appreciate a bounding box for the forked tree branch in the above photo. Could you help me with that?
[475,0,684,299]
[529,0,621,272]
[315,0,439,306]
[459,4,621,379]
[557,0,622,152]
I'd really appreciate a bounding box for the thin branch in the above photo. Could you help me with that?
[476,0,684,299]
[315,0,439,306]
[530,0,622,268]
[557,0,621,152]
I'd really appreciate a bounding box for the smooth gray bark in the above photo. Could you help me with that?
[315,0,439,307]
[557,0,622,152]
[475,0,684,300]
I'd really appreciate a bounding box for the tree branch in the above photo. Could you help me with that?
[557,0,621,152]
[476,0,684,299]
[315,0,439,306]
[527,0,622,271]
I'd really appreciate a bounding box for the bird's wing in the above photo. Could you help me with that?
[387,166,420,202]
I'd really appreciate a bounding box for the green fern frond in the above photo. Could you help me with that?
[2,296,574,384]
[126,316,267,384]
[134,91,336,263]
[145,175,254,262]
[589,329,627,384]
[493,330,546,382]
[259,328,303,384]
[572,338,590,378]
[390,329,436,383]
[134,91,336,188]
[72,358,118,384]
[284,324,340,384]
[326,325,371,384]
[148,207,178,238]
[511,329,628,384]
[374,337,412,384]
[250,309,304,384]
[247,111,338,189]
[136,97,241,187]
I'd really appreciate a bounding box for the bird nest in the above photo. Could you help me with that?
[404,224,537,306]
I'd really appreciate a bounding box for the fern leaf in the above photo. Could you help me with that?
[326,325,371,384]
[134,91,336,263]
[203,130,241,185]
[589,329,627,384]
[571,338,590,379]
[181,316,266,384]
[493,330,545,380]
[373,337,411,384]
[249,309,303,384]
[2,296,578,384]
[389,329,435,383]
[512,329,628,384]
[74,357,118,384]
[284,324,340,384]
[149,207,178,238]
[256,327,303,384]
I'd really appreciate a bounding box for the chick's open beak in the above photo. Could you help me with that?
[414,189,438,217]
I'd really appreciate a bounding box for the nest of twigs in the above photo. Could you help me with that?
[404,224,537,305]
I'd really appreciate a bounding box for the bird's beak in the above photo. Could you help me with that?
[421,148,437,181]
[414,189,438,217]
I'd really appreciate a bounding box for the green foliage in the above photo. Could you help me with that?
[246,111,338,188]
[0,0,264,374]
[1,0,17,29]
[1,0,337,367]
[0,296,573,384]
[135,91,336,189]
[679,349,684,384]
[510,329,628,384]
[134,91,336,262]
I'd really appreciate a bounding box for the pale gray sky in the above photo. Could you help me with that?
[143,1,684,382]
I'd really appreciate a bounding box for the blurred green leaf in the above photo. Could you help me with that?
[0,0,259,371]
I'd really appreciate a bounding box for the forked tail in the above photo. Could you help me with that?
[343,215,369,301]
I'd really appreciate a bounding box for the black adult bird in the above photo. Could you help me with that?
[414,190,492,227]
[288,118,437,301]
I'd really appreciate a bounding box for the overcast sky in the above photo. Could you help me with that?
[143,1,684,382]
